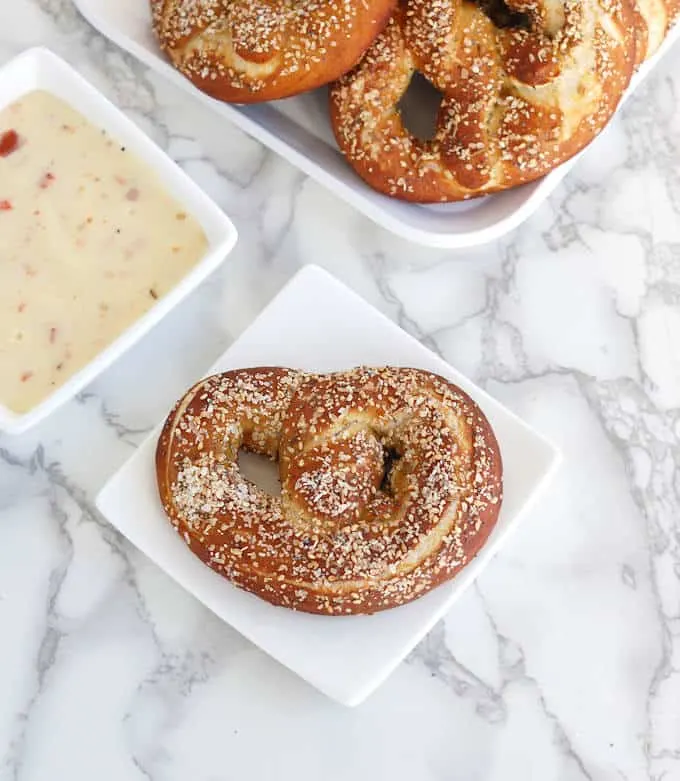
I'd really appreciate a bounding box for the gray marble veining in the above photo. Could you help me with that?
[1,1,679,779]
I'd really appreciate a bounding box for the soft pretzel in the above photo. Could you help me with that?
[150,0,397,103]
[329,0,637,202]
[155,367,503,615]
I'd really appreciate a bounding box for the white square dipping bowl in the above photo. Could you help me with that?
[0,47,237,435]
[96,265,561,707]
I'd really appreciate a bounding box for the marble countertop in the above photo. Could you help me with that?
[2,2,680,779]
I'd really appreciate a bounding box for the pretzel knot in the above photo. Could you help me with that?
[329,0,637,202]
[156,367,503,615]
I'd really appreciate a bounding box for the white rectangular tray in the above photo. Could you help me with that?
[74,0,680,248]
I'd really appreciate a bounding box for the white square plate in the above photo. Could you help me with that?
[0,48,237,435]
[96,265,560,706]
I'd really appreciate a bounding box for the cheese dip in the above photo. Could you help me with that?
[0,90,208,414]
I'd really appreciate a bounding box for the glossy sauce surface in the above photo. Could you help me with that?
[0,90,208,414]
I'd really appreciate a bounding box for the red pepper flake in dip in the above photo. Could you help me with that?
[0,199,12,211]
[39,171,56,189]
[0,129,19,157]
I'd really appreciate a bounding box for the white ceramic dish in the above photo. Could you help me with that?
[0,47,237,436]
[96,265,560,706]
[73,0,679,248]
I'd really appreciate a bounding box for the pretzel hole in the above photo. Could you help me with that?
[477,0,531,29]
[381,447,402,494]
[397,72,442,141]
[238,450,281,497]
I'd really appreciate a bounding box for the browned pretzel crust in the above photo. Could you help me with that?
[156,367,503,615]
[329,0,637,202]
[151,0,397,102]
[631,0,680,64]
